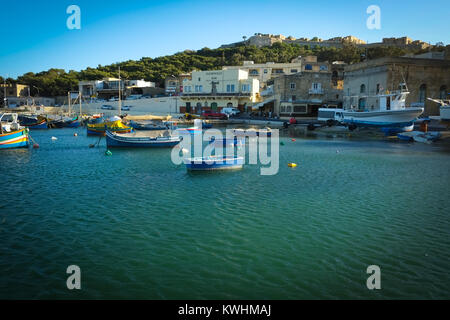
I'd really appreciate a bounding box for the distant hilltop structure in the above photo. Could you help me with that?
[221,33,434,50]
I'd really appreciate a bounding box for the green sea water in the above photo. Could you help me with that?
[0,127,449,299]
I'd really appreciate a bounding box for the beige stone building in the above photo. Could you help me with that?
[180,69,260,113]
[343,55,450,116]
[273,62,345,118]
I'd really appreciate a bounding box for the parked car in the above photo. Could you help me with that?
[101,105,114,110]
[221,107,240,117]
[202,110,228,120]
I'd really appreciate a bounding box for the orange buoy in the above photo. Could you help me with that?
[291,139,296,142]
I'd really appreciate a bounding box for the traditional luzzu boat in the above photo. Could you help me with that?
[18,115,48,129]
[86,116,132,136]
[184,155,244,171]
[339,83,424,130]
[106,129,182,148]
[63,116,80,128]
[0,113,29,149]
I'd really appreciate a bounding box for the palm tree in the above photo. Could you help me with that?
[243,36,247,42]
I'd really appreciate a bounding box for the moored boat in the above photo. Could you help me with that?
[184,155,244,171]
[105,129,182,148]
[340,83,424,129]
[0,113,29,149]
[18,115,48,129]
[87,116,132,136]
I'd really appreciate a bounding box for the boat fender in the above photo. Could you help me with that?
[288,163,297,168]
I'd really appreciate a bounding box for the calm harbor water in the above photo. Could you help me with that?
[0,127,449,299]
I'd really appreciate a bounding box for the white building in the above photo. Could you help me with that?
[180,69,260,113]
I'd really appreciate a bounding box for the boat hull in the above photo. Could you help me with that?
[184,156,244,171]
[0,129,29,149]
[342,108,424,127]
[106,130,181,148]
[24,119,48,129]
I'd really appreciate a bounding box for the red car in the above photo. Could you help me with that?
[202,110,228,120]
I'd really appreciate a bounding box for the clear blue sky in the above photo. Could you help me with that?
[0,0,448,78]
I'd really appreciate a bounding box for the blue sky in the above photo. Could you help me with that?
[0,0,448,78]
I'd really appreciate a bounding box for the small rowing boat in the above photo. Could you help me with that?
[184,155,244,171]
[106,129,182,148]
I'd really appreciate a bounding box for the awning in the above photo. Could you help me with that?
[252,98,275,110]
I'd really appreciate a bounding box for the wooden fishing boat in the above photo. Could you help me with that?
[63,116,80,128]
[86,116,132,136]
[18,115,48,129]
[184,156,244,171]
[0,113,29,149]
[106,129,181,148]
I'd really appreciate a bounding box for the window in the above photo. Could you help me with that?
[211,102,218,110]
[292,95,296,101]
[249,69,259,75]
[305,64,312,71]
[226,84,235,92]
[319,65,328,71]
[290,69,298,73]
[376,84,380,94]
[440,85,447,100]
[419,84,427,103]
[242,84,251,92]
[264,69,268,74]
[184,86,191,93]
[290,83,296,89]
[194,85,203,92]
[313,83,321,90]
[360,84,366,94]
[198,77,201,81]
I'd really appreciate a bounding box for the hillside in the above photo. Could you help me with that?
[1,42,443,98]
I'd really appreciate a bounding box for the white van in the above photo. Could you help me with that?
[221,107,240,116]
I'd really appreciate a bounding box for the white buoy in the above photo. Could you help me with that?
[51,136,57,140]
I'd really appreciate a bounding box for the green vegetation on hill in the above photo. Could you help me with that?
[2,43,441,97]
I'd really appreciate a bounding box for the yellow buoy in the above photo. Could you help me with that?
[288,163,297,168]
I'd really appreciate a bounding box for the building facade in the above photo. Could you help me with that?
[180,69,260,113]
[343,56,450,116]
[78,78,156,100]
[164,74,191,95]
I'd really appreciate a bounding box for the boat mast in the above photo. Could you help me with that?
[79,91,82,117]
[3,78,6,108]
[68,91,71,116]
[118,66,121,117]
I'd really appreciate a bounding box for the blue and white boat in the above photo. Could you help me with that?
[340,83,424,129]
[184,156,244,171]
[106,129,182,148]
[0,113,29,149]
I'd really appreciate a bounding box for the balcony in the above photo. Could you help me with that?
[309,88,324,95]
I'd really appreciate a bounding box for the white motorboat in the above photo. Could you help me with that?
[340,83,424,129]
